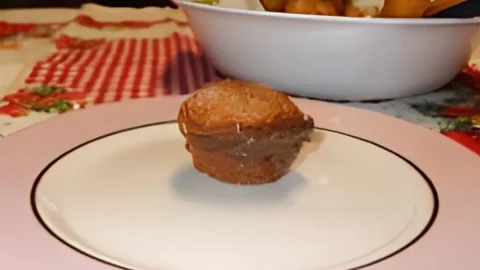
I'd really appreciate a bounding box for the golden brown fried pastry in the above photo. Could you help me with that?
[285,0,345,15]
[424,0,466,17]
[261,0,287,12]
[261,0,461,17]
[380,0,430,18]
[178,79,314,185]
[330,0,346,14]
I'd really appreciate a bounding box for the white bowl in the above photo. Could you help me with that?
[176,0,480,101]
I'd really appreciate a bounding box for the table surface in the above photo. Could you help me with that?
[0,4,479,155]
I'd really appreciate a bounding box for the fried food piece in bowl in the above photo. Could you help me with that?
[177,79,314,185]
[380,0,430,18]
[260,0,287,12]
[344,0,383,17]
[285,0,345,15]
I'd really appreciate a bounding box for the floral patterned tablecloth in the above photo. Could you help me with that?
[0,4,479,155]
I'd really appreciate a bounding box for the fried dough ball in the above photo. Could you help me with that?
[380,0,430,18]
[260,0,287,12]
[262,0,447,18]
[177,79,314,185]
[285,0,345,16]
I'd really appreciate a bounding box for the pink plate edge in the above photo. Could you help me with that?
[0,95,479,270]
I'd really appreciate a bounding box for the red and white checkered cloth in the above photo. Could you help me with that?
[24,33,218,105]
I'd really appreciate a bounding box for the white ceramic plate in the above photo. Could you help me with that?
[0,96,479,270]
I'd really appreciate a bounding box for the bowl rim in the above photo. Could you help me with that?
[176,0,480,25]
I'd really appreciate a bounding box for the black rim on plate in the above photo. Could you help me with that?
[30,121,440,270]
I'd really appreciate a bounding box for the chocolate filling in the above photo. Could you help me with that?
[185,119,314,161]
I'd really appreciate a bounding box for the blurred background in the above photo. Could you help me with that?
[0,0,176,9]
